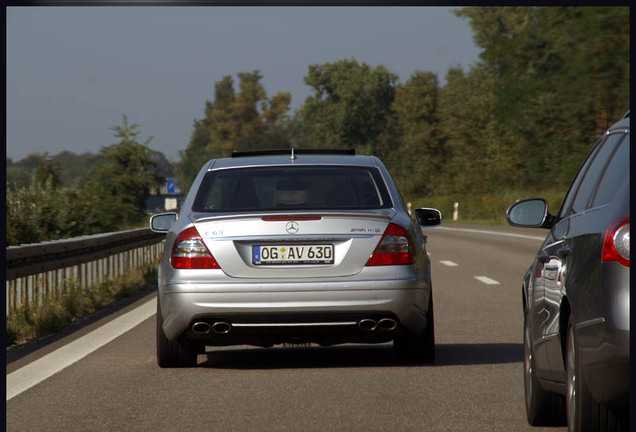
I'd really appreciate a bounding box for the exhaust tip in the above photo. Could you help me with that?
[378,318,398,331]
[211,321,232,334]
[192,322,212,334]
[358,318,378,331]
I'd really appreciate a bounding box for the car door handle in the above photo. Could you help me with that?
[557,247,570,258]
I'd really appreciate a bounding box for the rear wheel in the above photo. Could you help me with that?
[393,294,435,363]
[524,310,566,426]
[566,322,627,432]
[156,301,198,368]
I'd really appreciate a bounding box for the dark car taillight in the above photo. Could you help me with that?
[602,218,630,267]
[366,223,416,266]
[171,226,220,269]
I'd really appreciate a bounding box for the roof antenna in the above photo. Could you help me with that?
[290,148,296,160]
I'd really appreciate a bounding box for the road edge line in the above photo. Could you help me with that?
[6,297,157,401]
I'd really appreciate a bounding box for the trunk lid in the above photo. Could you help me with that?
[193,211,393,278]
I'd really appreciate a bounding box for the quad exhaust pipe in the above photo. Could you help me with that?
[191,321,232,335]
[192,322,211,334]
[211,321,232,334]
[357,318,398,331]
[194,319,395,334]
[378,318,398,331]
[358,318,378,331]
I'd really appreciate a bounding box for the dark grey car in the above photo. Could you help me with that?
[506,113,629,432]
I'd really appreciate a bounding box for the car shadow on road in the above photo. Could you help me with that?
[198,342,522,370]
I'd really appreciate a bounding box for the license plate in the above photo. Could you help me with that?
[253,244,334,265]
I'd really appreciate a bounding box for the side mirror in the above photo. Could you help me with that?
[415,208,442,226]
[150,212,178,233]
[506,199,553,228]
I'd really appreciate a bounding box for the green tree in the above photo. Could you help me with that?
[69,177,122,234]
[6,154,75,245]
[179,72,292,192]
[178,116,214,193]
[6,174,79,245]
[258,91,294,150]
[538,7,629,136]
[92,114,163,226]
[148,149,175,190]
[390,71,445,197]
[6,119,174,245]
[51,151,103,189]
[439,66,520,194]
[454,6,629,189]
[33,157,62,189]
[6,152,47,189]
[301,59,398,159]
[6,160,32,190]
[7,181,50,245]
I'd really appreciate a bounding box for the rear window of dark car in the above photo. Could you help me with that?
[571,132,625,214]
[192,165,393,212]
[591,132,629,208]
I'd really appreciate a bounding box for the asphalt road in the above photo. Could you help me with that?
[6,224,568,432]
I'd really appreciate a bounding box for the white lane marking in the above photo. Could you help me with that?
[474,276,501,285]
[433,226,545,241]
[440,260,459,267]
[6,297,157,401]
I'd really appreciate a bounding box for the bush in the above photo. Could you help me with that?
[32,301,73,338]
[6,315,24,346]
[6,262,158,347]
[60,284,93,318]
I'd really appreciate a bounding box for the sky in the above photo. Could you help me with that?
[6,6,482,163]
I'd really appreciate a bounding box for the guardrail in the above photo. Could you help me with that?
[5,228,165,317]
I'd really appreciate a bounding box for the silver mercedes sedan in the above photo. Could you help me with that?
[150,149,441,367]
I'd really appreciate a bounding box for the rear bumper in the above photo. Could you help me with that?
[576,263,630,410]
[577,321,630,410]
[158,278,431,346]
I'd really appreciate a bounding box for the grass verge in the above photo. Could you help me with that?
[6,263,158,347]
[409,189,566,224]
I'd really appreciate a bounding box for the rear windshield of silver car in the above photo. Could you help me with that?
[192,165,393,212]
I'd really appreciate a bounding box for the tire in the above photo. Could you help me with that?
[523,310,566,426]
[566,322,627,432]
[393,294,435,363]
[156,301,198,368]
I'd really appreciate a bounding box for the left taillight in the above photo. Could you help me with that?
[602,217,630,267]
[171,226,220,269]
[366,223,416,266]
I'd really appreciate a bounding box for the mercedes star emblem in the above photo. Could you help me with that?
[285,221,300,234]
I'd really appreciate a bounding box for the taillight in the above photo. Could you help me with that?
[366,223,416,266]
[171,226,220,269]
[602,218,630,267]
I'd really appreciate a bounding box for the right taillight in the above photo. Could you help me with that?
[366,223,416,266]
[602,218,630,267]
[171,226,220,269]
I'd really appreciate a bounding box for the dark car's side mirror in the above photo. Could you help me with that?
[415,208,442,226]
[150,212,178,233]
[506,199,554,228]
